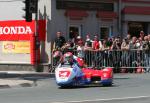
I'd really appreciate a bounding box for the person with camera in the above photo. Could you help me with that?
[111,37,122,73]
[142,36,150,72]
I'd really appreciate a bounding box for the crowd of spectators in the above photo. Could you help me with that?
[52,31,150,72]
[53,31,150,53]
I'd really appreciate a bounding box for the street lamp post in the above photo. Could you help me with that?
[34,0,39,71]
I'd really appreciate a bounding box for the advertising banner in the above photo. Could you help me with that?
[0,20,46,64]
[2,41,30,54]
[0,20,35,41]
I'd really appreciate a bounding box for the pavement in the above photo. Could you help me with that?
[0,71,54,89]
[0,78,34,89]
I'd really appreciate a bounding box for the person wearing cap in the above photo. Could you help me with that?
[77,35,81,39]
[76,35,84,47]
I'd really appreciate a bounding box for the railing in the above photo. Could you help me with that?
[49,50,150,73]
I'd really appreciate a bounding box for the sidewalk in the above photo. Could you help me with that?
[0,79,34,89]
[0,71,54,89]
[0,71,54,78]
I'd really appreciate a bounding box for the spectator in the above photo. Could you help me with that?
[139,31,145,41]
[142,36,150,50]
[106,38,113,48]
[111,37,121,50]
[121,38,129,50]
[128,37,138,72]
[53,31,66,51]
[76,40,85,59]
[92,35,102,50]
[110,37,121,72]
[84,34,93,50]
[100,39,111,67]
[127,33,131,42]
[121,38,130,67]
[73,32,78,44]
[143,36,150,72]
[76,36,84,47]
[102,39,110,51]
[135,38,143,50]
[63,39,75,52]
[53,50,63,66]
[148,34,150,42]
[84,34,93,66]
[92,35,102,67]
[129,36,137,50]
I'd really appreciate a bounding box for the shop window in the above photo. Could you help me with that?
[69,26,80,39]
[100,27,109,39]
[128,22,148,37]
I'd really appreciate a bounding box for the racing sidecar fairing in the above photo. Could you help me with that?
[55,63,113,87]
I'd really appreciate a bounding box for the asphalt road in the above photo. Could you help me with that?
[0,73,150,103]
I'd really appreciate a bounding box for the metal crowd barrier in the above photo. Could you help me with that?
[50,50,150,73]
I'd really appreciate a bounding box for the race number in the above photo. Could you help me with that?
[59,71,70,78]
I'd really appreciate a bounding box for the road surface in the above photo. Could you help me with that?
[0,73,150,103]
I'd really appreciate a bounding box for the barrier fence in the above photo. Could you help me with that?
[50,50,150,73]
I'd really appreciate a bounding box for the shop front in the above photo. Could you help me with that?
[122,5,150,36]
[55,0,118,39]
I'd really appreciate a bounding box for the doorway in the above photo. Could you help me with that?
[100,27,110,39]
[128,22,148,37]
[69,25,81,39]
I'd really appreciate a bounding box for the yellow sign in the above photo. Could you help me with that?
[2,41,30,54]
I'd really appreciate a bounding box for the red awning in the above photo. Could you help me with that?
[65,10,88,18]
[96,11,118,19]
[122,6,150,15]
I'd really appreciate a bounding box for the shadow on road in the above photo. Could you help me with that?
[58,84,116,89]
[114,77,130,80]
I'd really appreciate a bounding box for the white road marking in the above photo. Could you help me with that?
[52,95,150,103]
